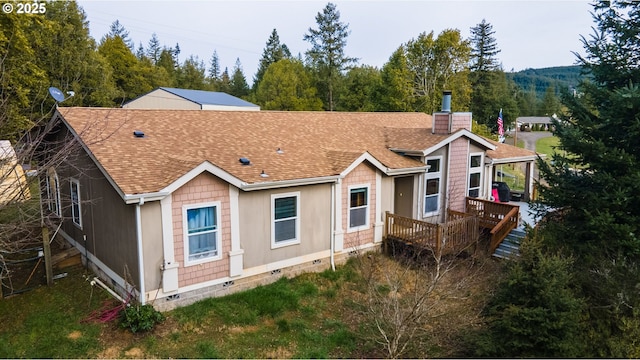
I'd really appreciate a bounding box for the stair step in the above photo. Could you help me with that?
[493,247,520,259]
[510,229,526,237]
[498,242,520,251]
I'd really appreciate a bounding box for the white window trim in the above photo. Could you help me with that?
[468,152,484,198]
[70,178,82,228]
[347,184,370,233]
[271,192,300,249]
[424,156,442,217]
[182,201,222,266]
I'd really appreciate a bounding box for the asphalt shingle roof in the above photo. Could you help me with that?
[57,108,433,195]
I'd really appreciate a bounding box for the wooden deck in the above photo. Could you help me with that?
[383,198,520,256]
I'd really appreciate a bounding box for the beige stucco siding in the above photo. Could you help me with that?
[124,89,201,110]
[342,162,377,248]
[140,201,163,291]
[171,172,231,287]
[239,184,331,268]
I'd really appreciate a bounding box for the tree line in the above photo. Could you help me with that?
[1,1,568,142]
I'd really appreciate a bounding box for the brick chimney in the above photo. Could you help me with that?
[432,90,472,135]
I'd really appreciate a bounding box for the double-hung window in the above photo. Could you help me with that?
[468,153,483,198]
[348,185,370,231]
[70,178,82,228]
[424,157,442,216]
[272,192,300,248]
[184,202,221,264]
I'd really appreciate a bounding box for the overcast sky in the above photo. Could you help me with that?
[78,0,595,83]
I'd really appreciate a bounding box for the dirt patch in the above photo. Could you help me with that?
[124,347,145,358]
[67,330,82,340]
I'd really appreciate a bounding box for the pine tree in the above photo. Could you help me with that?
[107,20,133,49]
[469,19,500,72]
[146,33,161,64]
[229,58,249,97]
[536,1,640,355]
[304,2,357,110]
[254,29,291,90]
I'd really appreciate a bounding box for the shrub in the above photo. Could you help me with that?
[119,303,165,333]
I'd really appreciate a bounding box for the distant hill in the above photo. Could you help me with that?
[507,65,587,98]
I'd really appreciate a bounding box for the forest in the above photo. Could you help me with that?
[3,0,640,357]
[1,1,572,143]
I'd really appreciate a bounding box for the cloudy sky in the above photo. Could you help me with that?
[78,0,595,83]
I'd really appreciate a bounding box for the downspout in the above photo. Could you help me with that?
[330,181,336,271]
[135,198,146,305]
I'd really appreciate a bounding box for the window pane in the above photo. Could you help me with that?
[426,178,439,195]
[275,218,296,242]
[470,173,480,188]
[425,195,438,213]
[275,197,296,220]
[189,232,216,260]
[470,155,482,168]
[187,207,216,233]
[427,159,440,173]
[350,188,367,207]
[350,207,367,228]
[469,188,480,198]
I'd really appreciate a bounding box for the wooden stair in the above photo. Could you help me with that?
[493,228,526,259]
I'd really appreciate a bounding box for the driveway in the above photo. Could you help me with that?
[505,130,552,152]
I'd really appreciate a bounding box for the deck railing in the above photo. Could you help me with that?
[384,211,479,256]
[383,199,520,256]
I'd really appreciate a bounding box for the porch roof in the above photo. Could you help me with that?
[485,138,542,164]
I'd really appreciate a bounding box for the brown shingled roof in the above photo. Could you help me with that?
[485,138,541,162]
[57,108,433,195]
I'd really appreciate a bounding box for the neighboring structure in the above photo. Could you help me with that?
[516,116,554,131]
[44,95,538,310]
[123,87,260,111]
[0,140,31,205]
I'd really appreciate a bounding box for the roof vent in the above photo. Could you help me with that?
[133,130,145,138]
[276,147,284,154]
[260,170,269,178]
[239,157,251,165]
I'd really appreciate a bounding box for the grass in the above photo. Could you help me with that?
[536,136,560,156]
[0,253,503,358]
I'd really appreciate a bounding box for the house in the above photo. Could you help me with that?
[516,116,554,131]
[44,93,539,310]
[123,87,260,111]
[0,140,31,205]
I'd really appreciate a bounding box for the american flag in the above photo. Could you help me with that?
[497,109,504,142]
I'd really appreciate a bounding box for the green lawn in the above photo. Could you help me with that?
[535,136,560,156]
[0,254,501,358]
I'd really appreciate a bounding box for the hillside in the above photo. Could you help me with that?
[507,65,587,98]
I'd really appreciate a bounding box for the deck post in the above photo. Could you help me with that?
[383,211,389,254]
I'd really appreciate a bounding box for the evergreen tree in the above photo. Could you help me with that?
[218,67,231,94]
[175,55,207,90]
[107,20,133,49]
[535,1,640,355]
[146,33,161,64]
[469,19,500,72]
[98,35,153,103]
[157,47,178,86]
[230,58,250,97]
[254,29,291,90]
[208,50,221,84]
[468,20,517,130]
[304,2,358,110]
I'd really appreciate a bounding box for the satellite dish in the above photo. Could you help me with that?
[48,87,65,102]
[48,86,75,103]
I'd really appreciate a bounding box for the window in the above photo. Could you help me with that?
[45,168,61,216]
[184,202,221,264]
[272,192,300,248]
[468,153,483,198]
[349,185,370,231]
[424,157,442,216]
[70,178,82,228]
